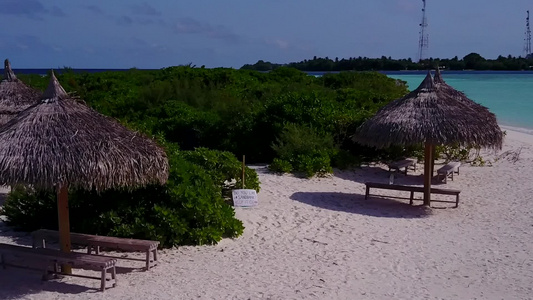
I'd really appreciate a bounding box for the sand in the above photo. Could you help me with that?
[1,126,533,300]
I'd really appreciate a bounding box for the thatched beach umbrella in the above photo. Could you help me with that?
[355,71,502,206]
[0,72,169,272]
[430,68,501,174]
[433,68,499,123]
[0,59,41,126]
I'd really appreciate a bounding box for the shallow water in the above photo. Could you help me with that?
[387,72,533,131]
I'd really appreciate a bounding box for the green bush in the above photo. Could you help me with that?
[149,101,222,150]
[268,158,293,174]
[271,123,336,177]
[1,146,249,247]
[436,143,473,162]
[18,67,409,176]
[180,147,260,197]
[293,151,333,178]
[1,186,57,230]
[6,67,415,246]
[331,149,362,170]
[272,123,336,158]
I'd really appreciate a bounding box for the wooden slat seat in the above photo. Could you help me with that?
[436,161,461,183]
[388,158,417,175]
[32,229,159,270]
[0,243,117,291]
[364,182,461,207]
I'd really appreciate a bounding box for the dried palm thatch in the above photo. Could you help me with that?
[434,68,495,112]
[0,71,169,191]
[433,68,502,143]
[354,71,503,149]
[0,71,169,264]
[0,59,41,126]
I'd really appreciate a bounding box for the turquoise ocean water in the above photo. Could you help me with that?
[385,72,533,133]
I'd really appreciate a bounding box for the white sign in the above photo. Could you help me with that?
[232,189,258,207]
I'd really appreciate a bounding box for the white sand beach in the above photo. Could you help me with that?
[1,127,533,300]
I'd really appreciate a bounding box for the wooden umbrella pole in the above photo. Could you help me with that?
[57,183,72,274]
[423,143,433,206]
[242,155,245,189]
[430,146,436,177]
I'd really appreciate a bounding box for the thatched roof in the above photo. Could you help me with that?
[0,59,41,126]
[433,68,501,134]
[0,71,169,191]
[354,71,503,149]
[433,69,491,110]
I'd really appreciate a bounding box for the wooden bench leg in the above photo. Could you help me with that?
[53,262,61,279]
[365,186,370,200]
[145,251,151,270]
[101,269,107,292]
[409,191,414,205]
[111,266,117,287]
[455,194,459,208]
[149,249,158,268]
[42,265,50,281]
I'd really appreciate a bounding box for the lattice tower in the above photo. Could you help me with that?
[417,0,429,62]
[525,10,532,58]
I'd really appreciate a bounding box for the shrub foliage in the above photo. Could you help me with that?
[2,67,409,246]
[2,147,251,247]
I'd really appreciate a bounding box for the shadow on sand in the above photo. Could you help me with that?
[0,224,35,248]
[0,239,142,298]
[0,268,97,299]
[290,191,432,218]
[0,187,141,297]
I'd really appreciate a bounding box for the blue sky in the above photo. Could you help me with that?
[1,0,531,69]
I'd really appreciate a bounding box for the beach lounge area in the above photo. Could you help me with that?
[1,127,532,299]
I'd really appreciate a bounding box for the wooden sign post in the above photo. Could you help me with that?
[232,154,258,207]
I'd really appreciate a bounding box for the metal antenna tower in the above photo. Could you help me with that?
[417,0,429,62]
[525,10,532,58]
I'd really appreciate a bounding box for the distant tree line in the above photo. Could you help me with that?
[241,53,533,71]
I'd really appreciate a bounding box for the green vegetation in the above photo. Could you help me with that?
[241,53,533,71]
[20,67,407,168]
[2,66,409,246]
[2,144,257,246]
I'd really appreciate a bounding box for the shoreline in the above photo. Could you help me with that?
[500,124,533,136]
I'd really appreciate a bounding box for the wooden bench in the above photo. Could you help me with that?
[364,182,461,207]
[437,161,461,183]
[387,158,417,184]
[0,243,117,291]
[32,229,159,270]
[388,158,417,175]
